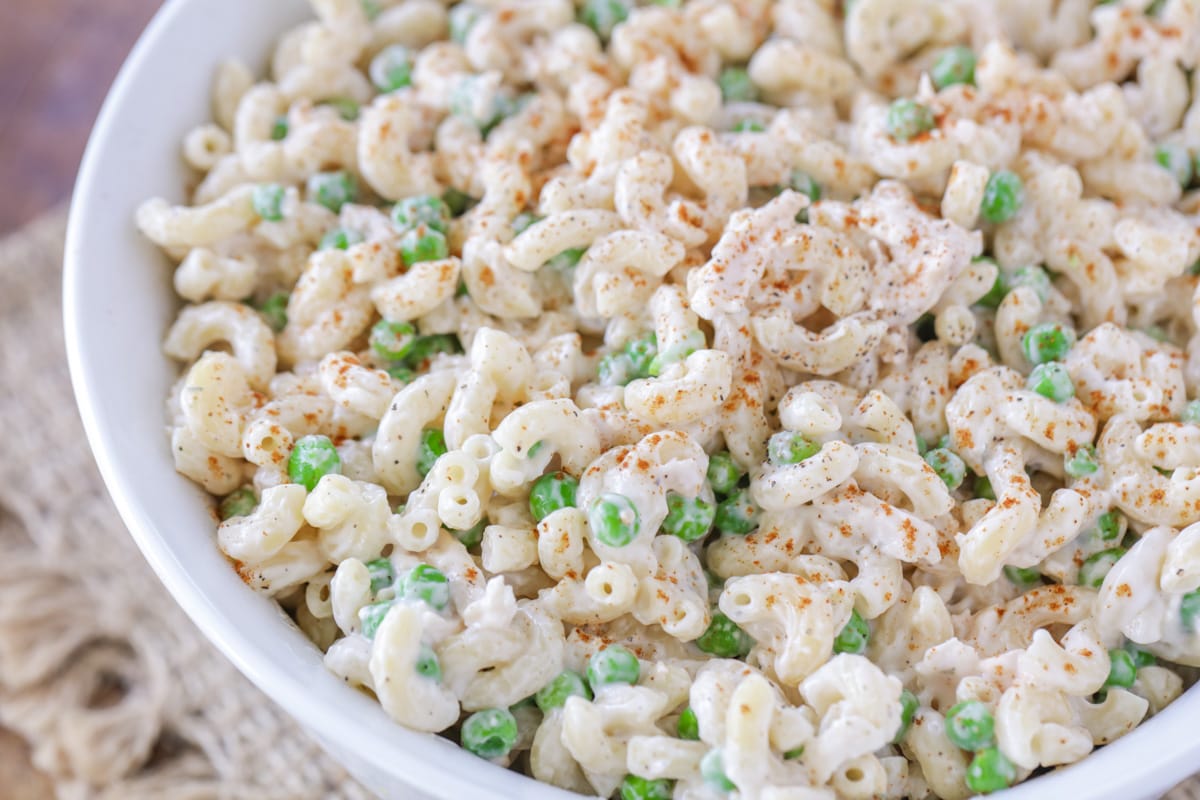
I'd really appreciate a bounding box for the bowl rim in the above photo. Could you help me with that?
[61,1,1200,799]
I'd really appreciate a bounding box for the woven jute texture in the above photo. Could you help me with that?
[0,208,1196,799]
[0,209,371,800]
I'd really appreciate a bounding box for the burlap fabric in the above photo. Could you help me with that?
[0,209,1196,799]
[0,210,370,799]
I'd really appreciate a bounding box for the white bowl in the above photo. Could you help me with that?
[63,0,1200,798]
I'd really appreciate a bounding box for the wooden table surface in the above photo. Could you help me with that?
[0,1,164,791]
[0,0,164,235]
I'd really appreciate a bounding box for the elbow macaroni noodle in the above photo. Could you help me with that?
[142,0,1200,796]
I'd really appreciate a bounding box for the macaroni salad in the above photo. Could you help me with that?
[139,0,1200,796]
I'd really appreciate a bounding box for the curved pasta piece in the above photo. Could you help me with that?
[751,441,859,511]
[164,301,277,389]
[370,604,461,732]
[372,370,458,495]
[750,311,886,376]
[624,350,732,425]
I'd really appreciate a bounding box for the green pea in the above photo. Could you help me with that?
[258,292,289,333]
[535,670,592,712]
[449,3,482,43]
[219,486,258,520]
[393,195,451,235]
[448,515,486,549]
[400,564,450,610]
[1004,565,1042,590]
[547,246,586,270]
[718,66,758,103]
[732,119,765,133]
[677,707,700,740]
[527,440,546,460]
[460,708,519,760]
[924,447,966,491]
[442,186,477,216]
[1181,588,1200,632]
[1156,144,1194,188]
[580,0,630,40]
[894,690,919,743]
[833,609,870,655]
[407,333,463,366]
[1181,400,1200,424]
[1008,264,1051,302]
[944,700,995,751]
[587,645,640,690]
[323,97,360,121]
[706,452,744,496]
[369,319,417,361]
[358,600,392,638]
[307,170,357,213]
[931,46,976,88]
[662,493,716,542]
[789,170,822,201]
[252,183,286,222]
[1096,510,1122,542]
[1142,324,1169,343]
[1064,444,1099,479]
[417,428,447,476]
[885,98,936,142]
[700,749,737,793]
[974,474,996,501]
[1079,548,1125,588]
[625,333,658,380]
[696,612,754,658]
[361,0,381,19]
[270,115,289,141]
[715,488,761,535]
[369,44,413,93]
[965,747,1016,794]
[980,170,1024,224]
[767,432,821,465]
[529,472,579,521]
[387,364,415,383]
[416,645,442,682]
[590,493,641,547]
[1021,322,1075,364]
[1123,641,1157,669]
[1027,362,1075,403]
[365,557,396,595]
[399,226,450,265]
[598,351,634,386]
[512,212,542,235]
[288,435,342,491]
[619,775,674,800]
[319,227,364,251]
[975,260,1007,309]
[1105,648,1137,689]
[783,746,804,760]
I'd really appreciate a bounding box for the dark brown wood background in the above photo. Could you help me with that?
[0,0,164,234]
[0,2,164,791]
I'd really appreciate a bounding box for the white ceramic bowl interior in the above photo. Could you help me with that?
[63,0,1200,798]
